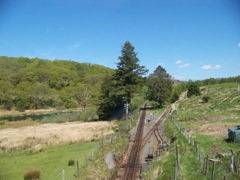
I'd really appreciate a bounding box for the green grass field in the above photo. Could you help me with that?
[0,141,98,180]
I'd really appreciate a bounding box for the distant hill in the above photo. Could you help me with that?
[0,56,114,111]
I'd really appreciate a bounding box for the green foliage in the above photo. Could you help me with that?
[0,56,113,111]
[68,159,75,166]
[98,41,148,119]
[171,82,188,103]
[147,101,160,108]
[187,82,201,97]
[197,76,240,86]
[130,95,145,111]
[146,65,173,107]
[114,41,148,103]
[202,95,210,103]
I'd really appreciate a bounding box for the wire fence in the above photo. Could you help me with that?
[51,121,133,180]
[170,111,239,180]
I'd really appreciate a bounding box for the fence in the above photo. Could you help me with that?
[52,120,133,180]
[170,111,239,180]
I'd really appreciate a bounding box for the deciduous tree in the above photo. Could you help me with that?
[146,65,173,107]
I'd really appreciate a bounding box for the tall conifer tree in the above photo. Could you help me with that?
[114,41,148,103]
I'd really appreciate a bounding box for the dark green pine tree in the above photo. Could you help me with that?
[97,75,121,119]
[146,65,173,107]
[114,41,148,103]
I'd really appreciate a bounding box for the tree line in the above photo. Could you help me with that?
[2,41,236,120]
[0,56,113,112]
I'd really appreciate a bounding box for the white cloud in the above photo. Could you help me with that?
[238,43,240,47]
[201,64,221,70]
[172,74,185,81]
[176,60,182,64]
[179,63,190,68]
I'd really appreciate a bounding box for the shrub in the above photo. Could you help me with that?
[202,95,210,103]
[24,170,41,180]
[148,101,160,108]
[68,159,75,166]
[187,83,201,97]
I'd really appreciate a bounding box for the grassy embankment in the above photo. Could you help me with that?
[143,82,240,179]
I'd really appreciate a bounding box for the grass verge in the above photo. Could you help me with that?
[0,141,98,179]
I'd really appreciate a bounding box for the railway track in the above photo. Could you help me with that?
[116,106,170,180]
[122,108,146,180]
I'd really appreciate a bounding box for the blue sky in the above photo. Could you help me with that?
[0,0,239,80]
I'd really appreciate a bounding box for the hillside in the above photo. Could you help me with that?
[143,82,240,180]
[0,56,113,112]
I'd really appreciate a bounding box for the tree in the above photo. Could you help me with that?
[97,75,120,119]
[187,82,201,97]
[74,84,92,112]
[114,41,148,103]
[146,65,173,107]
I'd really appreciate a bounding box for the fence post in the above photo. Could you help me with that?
[62,169,64,180]
[77,161,80,177]
[174,145,180,180]
[209,159,220,180]
[230,149,235,173]
[204,155,209,175]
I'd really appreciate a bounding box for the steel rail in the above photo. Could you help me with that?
[140,106,171,150]
[122,107,146,180]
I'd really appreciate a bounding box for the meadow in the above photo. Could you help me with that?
[0,119,117,179]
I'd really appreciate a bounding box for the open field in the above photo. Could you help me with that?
[0,141,98,179]
[0,120,116,153]
[0,119,118,179]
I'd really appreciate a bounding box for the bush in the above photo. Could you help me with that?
[68,159,75,166]
[24,170,41,180]
[187,83,201,97]
[148,101,160,108]
[202,95,210,103]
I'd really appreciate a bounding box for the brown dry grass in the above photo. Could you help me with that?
[191,123,239,137]
[0,120,40,130]
[0,121,116,152]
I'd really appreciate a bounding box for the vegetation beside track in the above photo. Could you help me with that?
[143,82,240,179]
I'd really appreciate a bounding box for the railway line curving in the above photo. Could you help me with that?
[115,106,171,180]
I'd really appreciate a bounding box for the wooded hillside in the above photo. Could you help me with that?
[0,56,113,111]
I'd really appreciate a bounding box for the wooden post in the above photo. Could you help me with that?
[204,155,209,175]
[230,149,235,173]
[62,169,64,180]
[174,161,178,180]
[176,145,180,171]
[209,159,220,180]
